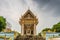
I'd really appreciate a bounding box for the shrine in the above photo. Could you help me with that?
[19,9,38,36]
[15,9,45,40]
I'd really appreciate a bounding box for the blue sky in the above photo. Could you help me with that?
[0,0,60,34]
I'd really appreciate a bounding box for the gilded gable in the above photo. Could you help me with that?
[20,9,38,25]
[22,10,36,19]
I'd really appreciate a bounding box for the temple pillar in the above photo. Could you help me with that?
[34,24,36,35]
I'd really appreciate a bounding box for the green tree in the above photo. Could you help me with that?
[41,28,51,38]
[42,28,51,32]
[52,22,60,32]
[38,33,42,36]
[0,16,6,32]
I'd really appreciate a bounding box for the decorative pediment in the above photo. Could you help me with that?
[22,10,36,19]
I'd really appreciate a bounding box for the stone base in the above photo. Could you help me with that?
[15,35,45,40]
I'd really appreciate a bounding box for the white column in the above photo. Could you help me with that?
[34,24,36,35]
[21,24,24,35]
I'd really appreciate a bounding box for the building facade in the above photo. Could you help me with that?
[19,9,38,36]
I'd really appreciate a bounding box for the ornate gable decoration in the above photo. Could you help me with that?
[20,9,38,25]
[22,10,36,19]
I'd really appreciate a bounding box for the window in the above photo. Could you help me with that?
[31,30,33,34]
[24,30,26,34]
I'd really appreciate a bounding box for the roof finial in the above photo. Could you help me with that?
[28,6,30,10]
